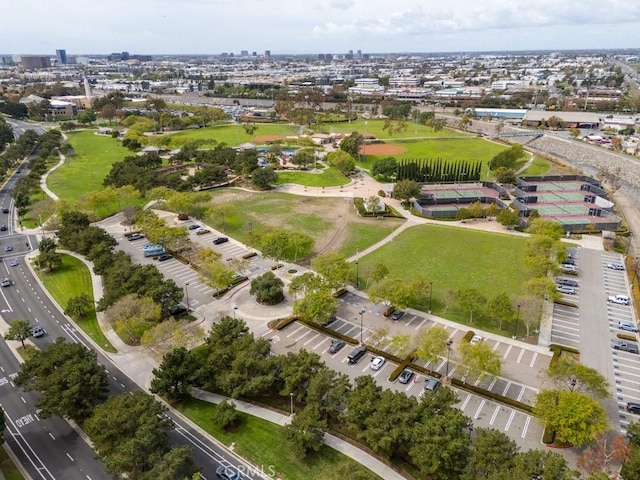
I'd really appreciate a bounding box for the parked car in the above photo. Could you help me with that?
[4,245,12,252]
[127,233,144,241]
[608,294,630,305]
[9,258,18,267]
[608,262,625,271]
[420,377,442,396]
[611,339,639,354]
[2,208,8,214]
[560,264,578,275]
[321,315,337,327]
[619,321,639,333]
[390,310,405,321]
[627,402,640,414]
[195,227,210,235]
[0,225,6,231]
[556,278,578,287]
[328,339,346,354]
[216,466,242,480]
[398,368,414,384]
[370,356,386,371]
[561,258,575,266]
[347,346,367,364]
[187,224,200,230]
[557,285,576,295]
[213,236,229,245]
[270,263,284,270]
[30,325,45,338]
[470,335,483,345]
[157,253,173,262]
[169,304,188,317]
[0,278,10,287]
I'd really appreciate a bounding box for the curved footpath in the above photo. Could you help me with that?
[19,243,408,480]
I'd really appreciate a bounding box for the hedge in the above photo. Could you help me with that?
[462,330,475,343]
[382,306,395,317]
[549,344,580,369]
[617,333,637,342]
[332,288,348,298]
[553,298,578,308]
[388,349,417,383]
[271,316,299,330]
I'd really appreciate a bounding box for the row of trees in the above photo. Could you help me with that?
[396,158,483,183]
[149,317,583,479]
[13,339,198,479]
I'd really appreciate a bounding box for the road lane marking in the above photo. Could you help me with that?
[286,325,305,338]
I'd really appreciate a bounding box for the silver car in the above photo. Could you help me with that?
[619,321,639,333]
[557,285,576,295]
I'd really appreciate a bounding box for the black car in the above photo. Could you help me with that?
[169,304,188,317]
[328,339,346,354]
[398,368,414,384]
[0,225,6,231]
[627,402,640,414]
[213,237,229,245]
[390,310,405,321]
[321,315,337,327]
[2,208,8,214]
[157,253,173,262]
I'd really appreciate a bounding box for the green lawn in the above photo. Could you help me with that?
[38,254,117,353]
[520,156,551,176]
[163,123,303,148]
[175,398,382,480]
[275,167,351,187]
[360,223,529,332]
[0,446,24,480]
[339,220,403,258]
[319,118,468,139]
[49,130,129,205]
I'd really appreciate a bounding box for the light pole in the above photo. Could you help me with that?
[513,304,521,339]
[184,282,190,312]
[429,281,434,313]
[290,393,294,416]
[570,378,577,392]
[445,339,453,378]
[233,305,238,319]
[221,212,226,234]
[359,308,365,345]
[355,248,359,290]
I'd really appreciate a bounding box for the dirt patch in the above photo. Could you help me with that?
[359,144,407,155]
[252,134,288,143]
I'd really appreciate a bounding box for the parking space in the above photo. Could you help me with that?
[550,303,580,348]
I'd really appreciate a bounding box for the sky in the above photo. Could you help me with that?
[3,0,640,55]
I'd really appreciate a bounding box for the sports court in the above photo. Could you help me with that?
[415,182,507,218]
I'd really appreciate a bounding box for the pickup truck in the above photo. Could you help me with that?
[612,340,639,354]
[608,294,630,305]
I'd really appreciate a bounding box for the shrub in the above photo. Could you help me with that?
[462,330,475,343]
[378,190,386,198]
[271,316,298,330]
[250,271,285,305]
[382,306,395,317]
[617,333,637,342]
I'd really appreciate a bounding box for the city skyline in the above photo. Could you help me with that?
[3,0,640,56]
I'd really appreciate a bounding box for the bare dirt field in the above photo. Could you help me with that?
[359,144,407,155]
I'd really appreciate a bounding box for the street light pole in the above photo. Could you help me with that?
[359,308,365,345]
[445,339,453,378]
[233,305,238,320]
[570,378,577,392]
[429,281,433,313]
[184,282,190,312]
[290,393,294,416]
[513,304,521,339]
[221,212,226,234]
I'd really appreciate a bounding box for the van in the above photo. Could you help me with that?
[556,278,578,287]
[347,346,366,364]
[142,244,165,257]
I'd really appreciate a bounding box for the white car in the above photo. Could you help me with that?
[0,277,10,287]
[609,294,630,305]
[557,285,576,295]
[470,335,483,345]
[619,321,639,333]
[370,356,386,371]
[608,262,625,271]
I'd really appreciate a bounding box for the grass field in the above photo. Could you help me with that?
[48,131,129,205]
[163,123,303,148]
[519,156,551,176]
[275,167,351,187]
[175,398,382,480]
[319,118,468,139]
[359,223,529,331]
[38,254,117,353]
[339,220,402,258]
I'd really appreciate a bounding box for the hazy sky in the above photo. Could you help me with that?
[4,0,640,55]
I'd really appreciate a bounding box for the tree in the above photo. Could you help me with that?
[85,391,173,478]
[512,294,542,337]
[456,288,487,323]
[37,237,62,271]
[252,167,277,190]
[257,229,314,262]
[104,294,161,345]
[526,217,565,241]
[371,157,397,179]
[311,252,352,291]
[368,276,414,309]
[4,319,32,348]
[370,263,389,284]
[392,179,420,203]
[293,291,338,325]
[496,207,521,228]
[547,356,610,399]
[389,334,412,357]
[342,376,382,434]
[622,446,640,480]
[416,326,449,364]
[577,433,630,477]
[138,446,198,480]
[0,407,4,442]
[250,271,285,304]
[15,338,108,421]
[569,127,581,139]
[487,292,514,330]
[278,350,326,401]
[65,293,93,319]
[290,149,315,169]
[494,167,516,184]
[100,104,117,125]
[511,449,578,480]
[77,109,97,125]
[210,400,240,429]
[458,340,502,381]
[339,132,363,157]
[325,150,356,175]
[150,347,200,402]
[464,428,518,479]
[522,277,558,301]
[284,406,326,458]
[533,389,608,447]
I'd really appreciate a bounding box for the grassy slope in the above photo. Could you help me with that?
[38,254,116,352]
[163,123,303,148]
[275,167,351,187]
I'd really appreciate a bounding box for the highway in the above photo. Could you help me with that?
[1,122,265,479]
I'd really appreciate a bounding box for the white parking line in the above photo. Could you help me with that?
[502,381,512,396]
[286,325,305,338]
[414,318,428,330]
[474,400,486,419]
[313,338,327,350]
[530,352,538,367]
[488,378,497,390]
[504,410,516,431]
[460,394,472,410]
[492,341,501,351]
[516,349,525,363]
[522,416,531,438]
[517,386,526,401]
[489,405,500,425]
[503,345,512,359]
[303,333,320,346]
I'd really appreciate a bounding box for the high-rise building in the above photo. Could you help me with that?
[240,50,249,57]
[21,56,51,69]
[56,49,67,64]
[264,50,271,57]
